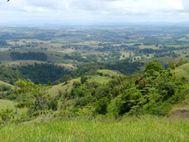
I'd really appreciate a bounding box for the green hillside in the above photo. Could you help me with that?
[0,99,15,111]
[174,63,189,80]
[170,94,189,119]
[48,69,121,96]
[170,63,189,119]
[48,78,80,96]
[0,80,13,87]
[48,76,112,96]
[97,69,123,77]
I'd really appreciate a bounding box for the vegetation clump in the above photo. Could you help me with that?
[0,61,185,122]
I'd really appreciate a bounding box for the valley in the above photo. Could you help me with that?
[1,25,189,142]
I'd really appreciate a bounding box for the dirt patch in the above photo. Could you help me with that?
[170,109,189,119]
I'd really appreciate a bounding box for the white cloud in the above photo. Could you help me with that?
[0,0,188,25]
[182,0,189,10]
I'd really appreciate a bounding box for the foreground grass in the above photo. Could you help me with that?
[0,116,189,142]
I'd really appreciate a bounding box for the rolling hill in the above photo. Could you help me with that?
[170,63,189,119]
[48,69,122,96]
[0,80,13,87]
[0,99,15,111]
[174,63,189,80]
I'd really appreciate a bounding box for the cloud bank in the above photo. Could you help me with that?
[0,0,189,25]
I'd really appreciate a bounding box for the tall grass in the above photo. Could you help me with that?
[0,116,189,142]
[0,99,15,111]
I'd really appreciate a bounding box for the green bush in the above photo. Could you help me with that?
[0,109,15,125]
[95,97,109,115]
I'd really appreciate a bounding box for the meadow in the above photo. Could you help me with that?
[0,116,189,142]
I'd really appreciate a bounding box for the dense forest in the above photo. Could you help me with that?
[0,63,73,84]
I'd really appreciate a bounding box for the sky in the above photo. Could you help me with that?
[0,0,189,26]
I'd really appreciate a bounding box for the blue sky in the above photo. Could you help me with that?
[0,0,189,25]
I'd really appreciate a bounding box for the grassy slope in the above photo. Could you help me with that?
[0,81,15,112]
[0,80,13,87]
[0,116,189,142]
[0,99,27,119]
[97,69,123,77]
[87,75,112,84]
[0,81,26,114]
[0,60,76,71]
[48,76,111,96]
[171,63,189,118]
[0,99,15,111]
[170,97,189,119]
[48,78,80,96]
[48,69,121,96]
[174,63,189,80]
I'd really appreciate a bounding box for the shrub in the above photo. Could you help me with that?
[95,97,109,115]
[0,109,15,125]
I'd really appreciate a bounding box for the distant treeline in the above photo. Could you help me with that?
[107,60,143,75]
[10,52,47,61]
[0,63,72,84]
[19,63,71,84]
[0,40,8,46]
[0,66,23,84]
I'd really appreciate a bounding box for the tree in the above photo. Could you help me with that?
[80,76,88,84]
[145,60,164,74]
[95,97,109,114]
[15,80,57,117]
